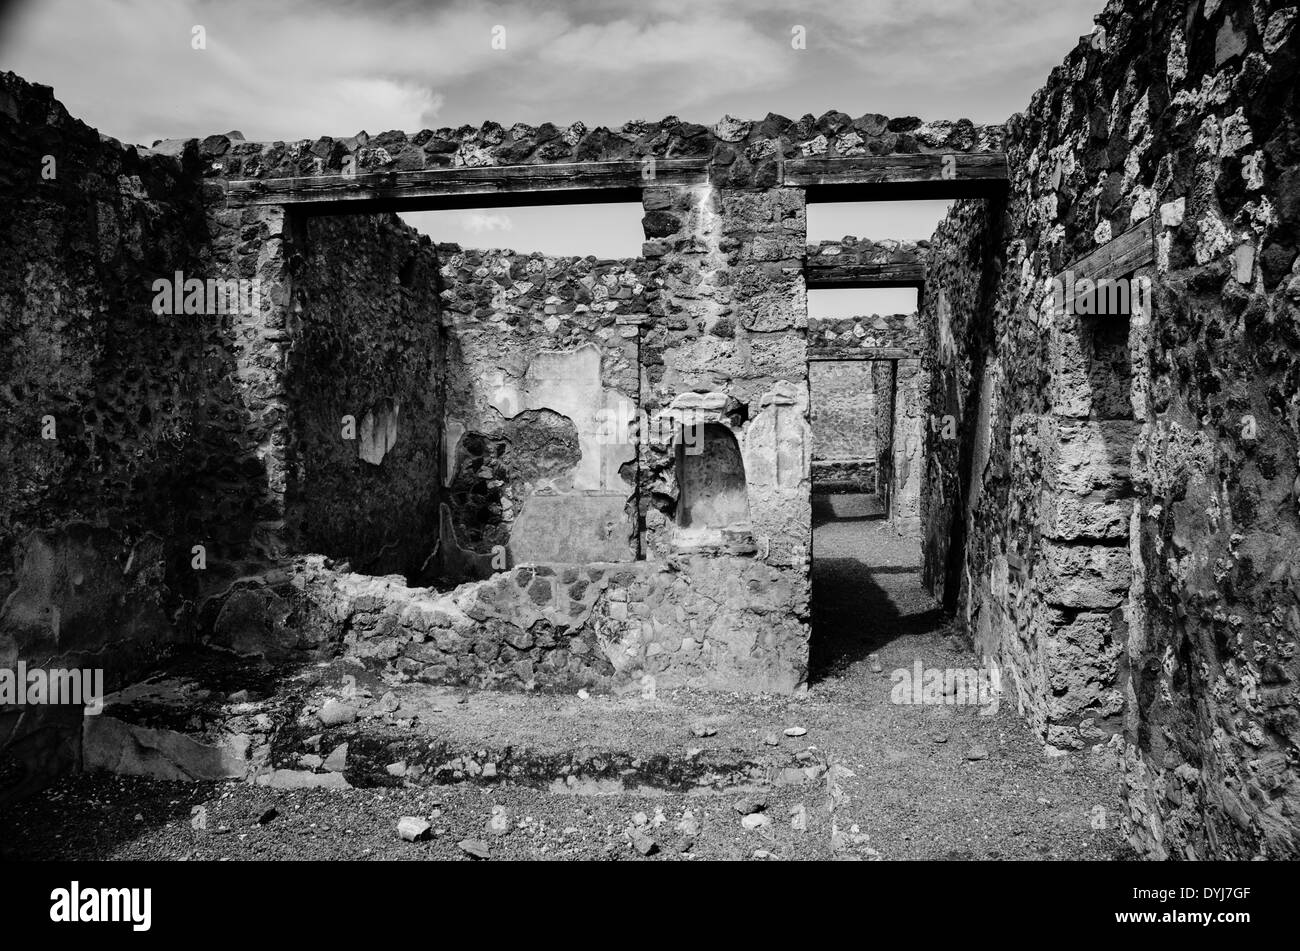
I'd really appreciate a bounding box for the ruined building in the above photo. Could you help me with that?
[2,0,1299,860]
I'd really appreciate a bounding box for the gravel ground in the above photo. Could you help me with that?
[0,518,1135,861]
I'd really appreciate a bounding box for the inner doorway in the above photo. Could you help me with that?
[809,358,896,519]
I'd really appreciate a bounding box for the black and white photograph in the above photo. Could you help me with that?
[0,0,1293,932]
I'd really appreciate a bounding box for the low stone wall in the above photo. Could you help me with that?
[809,313,923,354]
[806,236,924,270]
[296,555,808,695]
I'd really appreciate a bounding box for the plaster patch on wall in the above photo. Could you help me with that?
[358,400,400,465]
[521,345,635,492]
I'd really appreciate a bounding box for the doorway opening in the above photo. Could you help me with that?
[804,203,951,682]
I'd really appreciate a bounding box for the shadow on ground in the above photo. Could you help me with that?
[810,518,949,682]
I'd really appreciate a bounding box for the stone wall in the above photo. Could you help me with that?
[921,200,1001,612]
[0,73,442,797]
[892,357,925,535]
[297,551,805,695]
[206,113,1001,191]
[809,312,924,355]
[638,184,810,556]
[921,0,1300,858]
[0,72,279,798]
[285,214,445,580]
[435,246,648,581]
[806,236,924,271]
[810,360,881,468]
[634,184,812,688]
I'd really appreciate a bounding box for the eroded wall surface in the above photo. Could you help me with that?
[634,184,812,691]
[0,72,282,797]
[810,359,881,470]
[435,247,646,580]
[0,73,449,797]
[285,214,445,580]
[921,0,1300,858]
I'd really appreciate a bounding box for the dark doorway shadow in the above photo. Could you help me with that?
[809,520,947,682]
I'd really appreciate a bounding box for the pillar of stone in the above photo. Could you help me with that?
[201,199,300,564]
[638,180,811,691]
[1035,286,1136,749]
[891,357,925,536]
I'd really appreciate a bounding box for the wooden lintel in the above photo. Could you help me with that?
[1049,216,1157,318]
[225,159,711,209]
[1057,216,1157,284]
[787,152,1008,201]
[805,262,924,289]
[808,347,919,360]
[226,152,1009,210]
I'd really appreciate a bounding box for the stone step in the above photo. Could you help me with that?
[813,492,887,519]
[80,650,827,797]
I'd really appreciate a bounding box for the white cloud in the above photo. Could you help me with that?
[459,212,514,233]
[0,0,1100,144]
[0,0,562,142]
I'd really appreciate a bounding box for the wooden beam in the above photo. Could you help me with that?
[808,347,919,360]
[227,152,1009,209]
[1050,216,1156,318]
[805,261,924,289]
[225,159,711,210]
[1057,216,1156,283]
[787,152,1009,201]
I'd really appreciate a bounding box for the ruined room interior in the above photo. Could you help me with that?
[2,0,1299,865]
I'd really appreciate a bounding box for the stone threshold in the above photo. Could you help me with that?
[80,650,828,797]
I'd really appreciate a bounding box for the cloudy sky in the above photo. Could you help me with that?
[0,0,1097,308]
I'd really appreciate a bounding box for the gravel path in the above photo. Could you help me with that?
[0,518,1134,861]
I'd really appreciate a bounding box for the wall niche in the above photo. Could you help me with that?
[676,422,750,536]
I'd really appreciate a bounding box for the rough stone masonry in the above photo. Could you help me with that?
[922,0,1300,858]
[1,0,1299,861]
